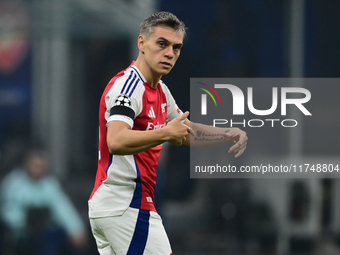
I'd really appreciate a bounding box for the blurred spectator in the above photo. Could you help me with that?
[0,148,87,255]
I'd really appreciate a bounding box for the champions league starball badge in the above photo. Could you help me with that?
[114,94,132,107]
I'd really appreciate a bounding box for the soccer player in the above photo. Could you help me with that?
[89,11,248,255]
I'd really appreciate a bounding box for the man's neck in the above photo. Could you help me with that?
[134,58,161,88]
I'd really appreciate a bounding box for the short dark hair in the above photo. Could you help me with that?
[140,11,187,38]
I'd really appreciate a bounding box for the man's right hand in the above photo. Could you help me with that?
[166,111,191,146]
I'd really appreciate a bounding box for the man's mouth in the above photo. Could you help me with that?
[160,62,172,68]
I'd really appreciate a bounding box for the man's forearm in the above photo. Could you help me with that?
[186,122,233,147]
[184,120,248,158]
[107,113,190,155]
[107,122,170,155]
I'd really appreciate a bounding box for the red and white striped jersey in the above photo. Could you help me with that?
[88,62,182,218]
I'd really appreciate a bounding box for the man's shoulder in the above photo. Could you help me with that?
[101,67,133,99]
[1,169,26,191]
[105,68,146,101]
[108,66,133,87]
[159,80,173,96]
[3,168,25,181]
[108,61,139,85]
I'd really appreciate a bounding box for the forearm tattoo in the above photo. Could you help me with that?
[194,129,230,142]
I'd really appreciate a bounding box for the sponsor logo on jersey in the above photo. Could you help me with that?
[148,106,156,118]
[146,197,153,202]
[146,122,166,131]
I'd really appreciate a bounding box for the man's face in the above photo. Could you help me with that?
[140,25,184,76]
[26,156,47,181]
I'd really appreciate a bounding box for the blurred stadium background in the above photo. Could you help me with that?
[1,0,340,254]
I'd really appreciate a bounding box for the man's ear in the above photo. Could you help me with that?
[137,35,145,53]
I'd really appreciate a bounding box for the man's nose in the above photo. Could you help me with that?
[164,47,174,58]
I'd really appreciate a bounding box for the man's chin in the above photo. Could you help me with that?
[159,68,172,76]
[152,66,172,77]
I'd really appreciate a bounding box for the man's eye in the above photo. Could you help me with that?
[159,41,165,47]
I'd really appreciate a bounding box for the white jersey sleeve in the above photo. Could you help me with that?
[160,81,183,123]
[105,69,144,128]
